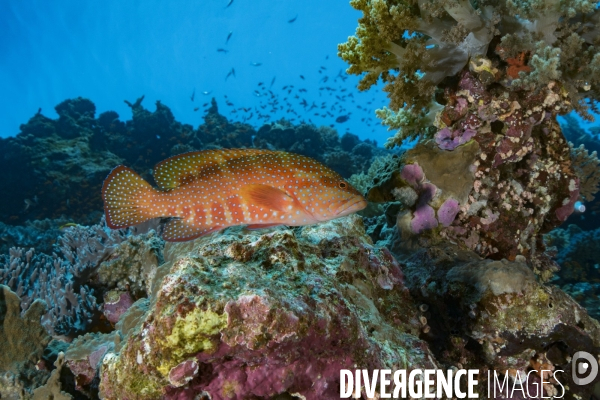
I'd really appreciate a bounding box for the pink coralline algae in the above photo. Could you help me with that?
[64,331,118,394]
[103,290,134,325]
[168,360,199,388]
[555,178,581,222]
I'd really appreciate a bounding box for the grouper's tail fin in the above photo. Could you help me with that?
[102,165,158,229]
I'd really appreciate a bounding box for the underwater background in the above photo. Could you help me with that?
[0,0,600,399]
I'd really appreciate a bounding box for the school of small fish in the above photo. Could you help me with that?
[102,149,367,241]
[198,0,380,133]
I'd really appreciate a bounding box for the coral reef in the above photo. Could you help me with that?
[0,217,71,255]
[0,11,597,394]
[339,0,600,145]
[546,224,600,284]
[98,215,438,399]
[64,331,118,396]
[562,114,600,156]
[559,116,600,230]
[337,5,600,397]
[361,66,586,281]
[338,0,600,275]
[545,224,600,320]
[386,237,600,400]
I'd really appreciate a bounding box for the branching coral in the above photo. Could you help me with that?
[570,142,600,201]
[348,153,397,194]
[339,0,600,145]
[0,248,99,337]
[0,219,146,337]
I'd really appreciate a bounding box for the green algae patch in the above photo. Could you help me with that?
[157,306,227,376]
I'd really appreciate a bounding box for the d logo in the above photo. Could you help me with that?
[572,351,598,386]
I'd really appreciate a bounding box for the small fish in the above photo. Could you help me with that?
[217,48,229,53]
[288,15,298,23]
[336,115,350,123]
[194,107,200,111]
[226,31,233,43]
[102,149,367,241]
[190,89,195,102]
[250,62,262,66]
[270,76,276,87]
[300,75,305,80]
[225,68,236,80]
[225,0,234,8]
[59,222,78,231]
[23,199,35,211]
[202,91,212,95]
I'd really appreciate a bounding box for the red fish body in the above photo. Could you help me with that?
[102,149,367,241]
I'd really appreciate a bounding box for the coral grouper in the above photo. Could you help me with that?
[102,148,367,241]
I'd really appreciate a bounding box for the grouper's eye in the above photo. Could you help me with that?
[339,182,347,189]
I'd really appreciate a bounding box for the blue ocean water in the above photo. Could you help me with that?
[0,0,399,144]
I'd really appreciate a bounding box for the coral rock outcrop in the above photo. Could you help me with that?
[98,215,437,399]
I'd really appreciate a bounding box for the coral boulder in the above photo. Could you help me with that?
[99,216,437,399]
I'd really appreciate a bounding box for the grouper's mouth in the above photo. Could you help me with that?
[330,196,368,217]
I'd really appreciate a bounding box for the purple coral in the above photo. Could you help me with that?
[437,198,460,227]
[411,204,439,234]
[398,165,461,234]
[400,164,448,234]
[400,163,424,187]
[435,127,477,151]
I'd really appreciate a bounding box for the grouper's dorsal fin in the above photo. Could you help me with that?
[152,148,274,190]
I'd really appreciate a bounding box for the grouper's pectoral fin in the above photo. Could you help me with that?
[162,218,223,242]
[240,184,295,214]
